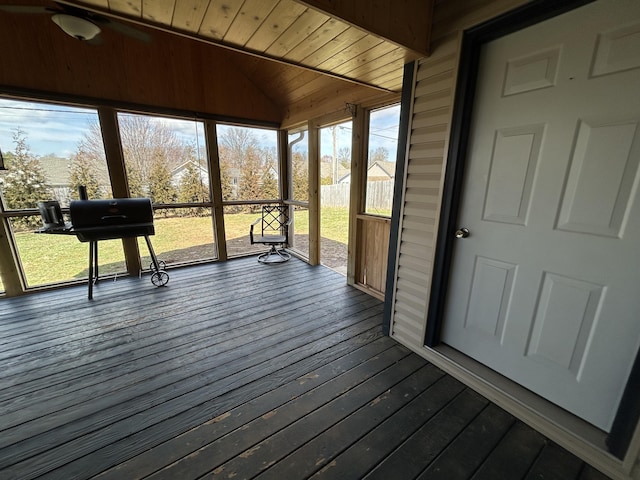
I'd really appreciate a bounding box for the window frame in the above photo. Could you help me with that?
[0,92,282,294]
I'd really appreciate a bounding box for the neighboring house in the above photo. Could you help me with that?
[170,160,209,189]
[321,161,350,184]
[179,163,277,200]
[339,160,395,184]
[228,167,240,199]
[263,164,278,182]
[38,156,71,204]
[366,161,395,182]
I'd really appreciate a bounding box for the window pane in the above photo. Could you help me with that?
[137,208,217,268]
[290,206,309,259]
[365,104,400,216]
[224,204,281,257]
[11,215,126,287]
[320,121,351,274]
[288,130,309,259]
[118,113,216,268]
[117,113,209,204]
[289,130,308,202]
[218,125,279,202]
[0,98,120,288]
[0,98,110,210]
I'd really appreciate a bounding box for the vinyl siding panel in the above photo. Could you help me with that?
[387,33,455,343]
[388,0,529,357]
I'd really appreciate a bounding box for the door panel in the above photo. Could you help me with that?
[442,0,640,431]
[464,256,516,340]
[557,119,640,237]
[483,125,544,225]
[526,272,603,374]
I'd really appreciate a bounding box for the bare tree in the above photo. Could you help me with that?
[75,115,190,199]
[369,146,389,166]
[118,114,189,195]
[218,127,259,168]
[338,147,351,168]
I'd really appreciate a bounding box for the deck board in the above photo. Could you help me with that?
[0,257,612,480]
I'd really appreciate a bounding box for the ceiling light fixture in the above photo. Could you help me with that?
[51,13,101,41]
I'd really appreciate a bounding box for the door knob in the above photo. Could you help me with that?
[455,228,470,238]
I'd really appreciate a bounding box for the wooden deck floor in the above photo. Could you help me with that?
[0,257,612,480]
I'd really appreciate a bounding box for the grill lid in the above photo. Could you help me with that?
[70,198,154,242]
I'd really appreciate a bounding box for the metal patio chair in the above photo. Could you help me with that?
[249,205,292,263]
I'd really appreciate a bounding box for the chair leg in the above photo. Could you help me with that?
[257,245,291,264]
[274,247,291,262]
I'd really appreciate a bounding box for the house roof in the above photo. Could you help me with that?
[369,161,396,179]
[339,160,396,183]
[320,161,350,182]
[38,156,70,187]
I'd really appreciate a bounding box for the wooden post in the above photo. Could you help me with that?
[98,107,141,276]
[205,120,227,261]
[278,129,289,205]
[277,129,292,243]
[308,121,320,266]
[348,104,367,285]
[0,216,24,296]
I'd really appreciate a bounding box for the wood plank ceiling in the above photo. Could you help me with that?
[64,0,433,90]
[59,0,434,97]
[0,0,434,125]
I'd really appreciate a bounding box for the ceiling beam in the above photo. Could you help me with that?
[294,0,434,56]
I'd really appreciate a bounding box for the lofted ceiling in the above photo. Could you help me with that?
[64,0,434,92]
[0,0,434,126]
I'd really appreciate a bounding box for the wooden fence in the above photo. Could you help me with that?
[321,180,395,210]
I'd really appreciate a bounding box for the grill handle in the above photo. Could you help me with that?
[101,215,128,221]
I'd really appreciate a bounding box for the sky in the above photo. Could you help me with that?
[319,104,401,160]
[0,98,98,158]
[0,97,399,160]
[0,98,212,159]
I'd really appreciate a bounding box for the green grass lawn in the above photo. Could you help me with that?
[320,207,349,243]
[10,207,350,287]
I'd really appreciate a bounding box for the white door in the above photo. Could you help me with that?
[442,0,640,431]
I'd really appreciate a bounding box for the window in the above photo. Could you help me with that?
[365,104,401,216]
[0,94,285,293]
[289,130,308,203]
[0,98,124,287]
[217,124,280,257]
[218,124,279,202]
[320,121,352,273]
[117,112,216,267]
[288,129,309,259]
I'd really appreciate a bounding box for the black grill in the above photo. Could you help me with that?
[36,193,169,299]
[67,197,168,298]
[70,198,154,242]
